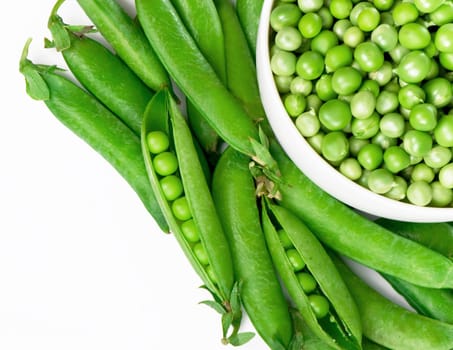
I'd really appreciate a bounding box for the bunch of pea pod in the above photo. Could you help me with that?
[19,0,453,349]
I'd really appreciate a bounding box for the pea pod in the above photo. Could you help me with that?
[261,202,362,350]
[136,0,261,157]
[362,338,389,350]
[235,0,264,56]
[212,147,293,350]
[270,141,453,289]
[76,0,170,91]
[141,89,246,345]
[332,253,453,350]
[47,2,153,136]
[19,39,168,232]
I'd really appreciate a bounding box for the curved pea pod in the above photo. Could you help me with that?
[235,0,264,56]
[76,0,170,91]
[19,40,168,232]
[136,0,261,158]
[261,202,362,350]
[332,253,453,350]
[141,89,245,345]
[212,147,293,350]
[47,6,153,136]
[376,219,453,260]
[269,141,453,289]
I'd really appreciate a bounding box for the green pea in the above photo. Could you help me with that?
[340,158,363,180]
[429,2,453,26]
[439,164,453,189]
[403,130,433,157]
[329,0,353,19]
[332,67,363,95]
[385,176,407,200]
[319,99,352,130]
[374,0,394,11]
[357,7,380,32]
[333,19,352,39]
[275,26,303,51]
[159,175,184,201]
[299,13,323,38]
[398,84,425,109]
[271,50,297,76]
[315,74,337,101]
[389,44,410,64]
[439,52,453,70]
[278,229,293,249]
[380,113,405,138]
[274,75,293,93]
[147,131,170,154]
[296,51,325,80]
[350,91,376,119]
[359,79,380,97]
[297,272,318,293]
[354,41,385,73]
[376,90,399,115]
[318,7,334,28]
[434,23,453,53]
[407,181,432,206]
[411,163,435,183]
[409,103,437,132]
[298,0,324,13]
[321,131,349,162]
[153,151,179,176]
[270,4,303,31]
[205,264,217,284]
[290,76,313,95]
[383,146,411,173]
[308,294,330,319]
[423,78,453,108]
[310,30,339,56]
[368,168,394,194]
[343,26,365,48]
[286,248,306,271]
[392,2,419,26]
[358,143,383,170]
[434,115,453,147]
[398,23,431,50]
[284,93,307,117]
[325,45,353,72]
[351,113,380,139]
[424,146,452,168]
[296,110,321,137]
[369,61,393,86]
[307,132,325,153]
[372,132,398,150]
[396,51,431,84]
[306,94,323,113]
[181,219,200,243]
[193,242,209,265]
[171,196,192,221]
[431,181,453,207]
[371,24,398,52]
[350,2,373,25]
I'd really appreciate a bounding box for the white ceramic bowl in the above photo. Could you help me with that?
[256,0,453,223]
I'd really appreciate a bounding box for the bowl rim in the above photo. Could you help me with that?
[256,0,453,223]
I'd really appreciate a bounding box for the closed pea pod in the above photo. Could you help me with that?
[47,2,152,136]
[212,147,293,350]
[136,0,261,158]
[332,253,453,350]
[76,0,170,91]
[235,0,264,56]
[141,90,242,345]
[19,40,168,232]
[269,141,453,289]
[261,202,362,350]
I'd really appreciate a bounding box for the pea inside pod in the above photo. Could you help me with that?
[141,89,242,345]
[261,201,362,350]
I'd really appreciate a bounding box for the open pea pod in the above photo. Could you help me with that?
[140,89,244,345]
[261,201,362,350]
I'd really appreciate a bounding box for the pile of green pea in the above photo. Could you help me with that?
[146,130,216,283]
[278,228,330,319]
[269,0,453,207]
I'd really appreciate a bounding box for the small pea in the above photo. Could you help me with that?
[406,181,433,206]
[383,146,410,173]
[358,143,383,170]
[340,158,363,180]
[431,181,453,207]
[439,164,453,189]
[350,90,376,120]
[286,248,306,271]
[171,196,192,221]
[146,130,170,154]
[284,93,307,117]
[321,131,349,162]
[411,163,435,183]
[159,175,184,201]
[349,137,370,156]
[351,113,380,139]
[319,99,352,131]
[307,132,324,154]
[385,176,407,201]
[424,146,452,169]
[275,26,303,51]
[193,242,209,266]
[297,272,317,293]
[271,50,297,76]
[308,294,330,319]
[403,130,433,158]
[181,219,200,243]
[434,115,453,147]
[372,132,397,150]
[290,76,313,95]
[368,168,394,194]
[278,229,293,249]
[380,113,405,138]
[153,151,179,176]
[409,103,438,132]
[296,110,321,137]
[205,264,217,284]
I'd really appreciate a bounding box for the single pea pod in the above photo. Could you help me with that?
[47,3,152,136]
[261,201,362,350]
[136,0,261,157]
[76,0,170,91]
[235,0,264,56]
[141,89,247,345]
[376,219,453,260]
[269,141,453,289]
[214,0,266,123]
[212,147,293,350]
[19,39,168,232]
[331,253,453,350]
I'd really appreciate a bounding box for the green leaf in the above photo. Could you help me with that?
[229,281,242,313]
[22,66,50,101]
[228,332,255,346]
[222,312,234,338]
[49,16,71,51]
[199,300,226,315]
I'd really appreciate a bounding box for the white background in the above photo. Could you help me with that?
[1,1,410,350]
